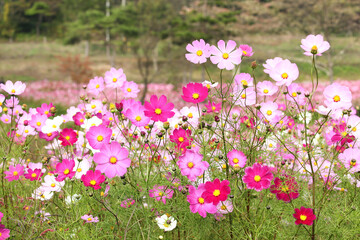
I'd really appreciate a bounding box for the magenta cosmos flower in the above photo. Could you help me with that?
[55,159,76,181]
[81,170,106,190]
[170,128,192,151]
[24,168,43,181]
[205,101,221,113]
[4,164,24,182]
[187,184,217,218]
[0,80,26,95]
[269,175,299,202]
[239,44,253,57]
[182,82,208,104]
[81,214,99,223]
[268,59,299,86]
[177,150,209,182]
[210,40,242,70]
[86,125,112,150]
[227,149,247,168]
[323,83,352,110]
[58,128,78,146]
[149,185,174,204]
[242,163,273,192]
[293,207,316,225]
[301,34,330,56]
[201,178,231,205]
[0,227,10,239]
[185,39,211,64]
[104,67,126,88]
[87,76,104,96]
[93,142,131,178]
[257,81,278,97]
[125,104,150,127]
[73,112,85,126]
[144,95,175,122]
[36,103,54,117]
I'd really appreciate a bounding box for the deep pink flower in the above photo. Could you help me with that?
[73,112,85,126]
[182,82,209,104]
[87,76,105,96]
[86,125,112,150]
[55,159,76,181]
[170,128,192,151]
[104,67,126,88]
[242,163,273,192]
[227,149,247,168]
[301,34,330,56]
[93,142,131,178]
[239,44,253,57]
[39,131,58,141]
[268,59,299,86]
[144,95,175,122]
[187,184,217,218]
[177,150,209,181]
[323,83,352,110]
[201,178,231,205]
[24,168,43,181]
[58,128,78,146]
[270,175,299,202]
[149,185,174,204]
[120,198,136,208]
[331,123,355,146]
[4,164,24,182]
[185,39,211,64]
[0,80,26,95]
[293,207,316,225]
[205,101,221,113]
[0,227,10,239]
[81,170,106,190]
[36,103,54,117]
[210,40,242,70]
[0,212,3,222]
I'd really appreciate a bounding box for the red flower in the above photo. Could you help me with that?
[58,128,78,146]
[270,175,299,202]
[81,170,106,190]
[293,207,316,225]
[182,83,208,104]
[144,95,175,122]
[201,178,231,205]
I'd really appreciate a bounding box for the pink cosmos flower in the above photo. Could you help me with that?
[301,34,330,56]
[233,87,256,106]
[39,131,58,141]
[125,104,150,127]
[121,99,141,113]
[286,83,306,105]
[234,73,253,88]
[263,57,283,74]
[260,102,283,124]
[242,163,273,192]
[41,175,65,192]
[257,81,278,97]
[339,148,360,173]
[182,82,209,104]
[73,112,85,126]
[205,101,221,114]
[144,95,175,122]
[185,39,211,64]
[227,149,247,168]
[201,178,231,205]
[121,81,140,98]
[93,142,131,178]
[239,44,253,57]
[0,227,10,239]
[86,125,112,150]
[293,207,316,225]
[36,103,54,117]
[0,80,26,95]
[210,40,242,70]
[87,76,105,96]
[55,159,76,181]
[4,164,24,182]
[149,185,174,204]
[323,83,352,110]
[177,150,209,181]
[331,122,355,146]
[104,67,126,88]
[269,59,299,86]
[269,175,299,202]
[120,198,136,208]
[81,170,106,190]
[81,214,99,223]
[170,128,192,151]
[0,114,11,124]
[217,200,233,214]
[187,184,217,218]
[24,168,43,181]
[29,114,47,131]
[0,211,3,222]
[58,128,78,146]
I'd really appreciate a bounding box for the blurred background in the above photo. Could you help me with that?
[0,0,360,109]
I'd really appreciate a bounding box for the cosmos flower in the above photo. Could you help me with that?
[187,184,217,218]
[177,150,209,181]
[182,82,209,104]
[155,214,177,231]
[81,170,106,190]
[242,163,273,192]
[293,207,316,225]
[144,95,175,122]
[210,40,242,70]
[227,149,247,168]
[301,34,330,56]
[201,178,231,205]
[0,80,26,95]
[185,39,211,64]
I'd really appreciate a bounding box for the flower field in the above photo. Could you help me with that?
[0,35,360,239]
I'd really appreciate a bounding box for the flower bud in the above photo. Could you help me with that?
[115,103,123,112]
[251,61,257,69]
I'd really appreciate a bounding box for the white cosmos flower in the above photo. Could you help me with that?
[41,116,64,134]
[41,175,65,192]
[74,158,90,179]
[155,214,177,232]
[65,194,82,205]
[82,116,102,130]
[32,187,54,201]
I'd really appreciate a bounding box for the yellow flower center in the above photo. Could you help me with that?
[96,84,100,89]
[97,135,104,142]
[77,168,82,172]
[352,127,357,132]
[333,95,340,102]
[241,94,246,99]
[47,133,52,137]
[263,89,269,94]
[188,113,193,118]
[213,189,220,197]
[233,158,239,164]
[281,186,289,192]
[196,50,203,56]
[90,180,96,185]
[281,73,288,79]
[155,108,162,115]
[52,124,57,128]
[91,105,96,109]
[242,50,247,55]
[25,129,29,133]
[135,116,142,122]
[292,92,297,97]
[31,173,37,178]
[11,89,15,93]
[36,122,41,126]
[127,88,132,92]
[241,80,248,86]
[187,162,194,168]
[222,53,229,59]
[65,136,70,140]
[110,157,117,164]
[13,171,18,176]
[206,84,211,89]
[112,78,117,82]
[44,111,49,115]
[266,110,272,116]
[51,183,56,187]
[158,192,163,196]
[254,175,261,182]
[63,169,70,175]
[341,132,347,137]
[311,45,318,51]
[80,119,84,123]
[198,197,204,204]
[221,205,227,210]
[178,137,184,142]
[87,217,92,221]
[300,214,307,221]
[192,93,199,99]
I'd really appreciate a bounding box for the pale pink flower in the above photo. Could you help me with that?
[257,81,278,96]
[210,40,242,70]
[104,67,126,88]
[1,80,26,95]
[185,39,211,64]
[301,34,330,56]
[269,59,299,86]
[323,83,352,110]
